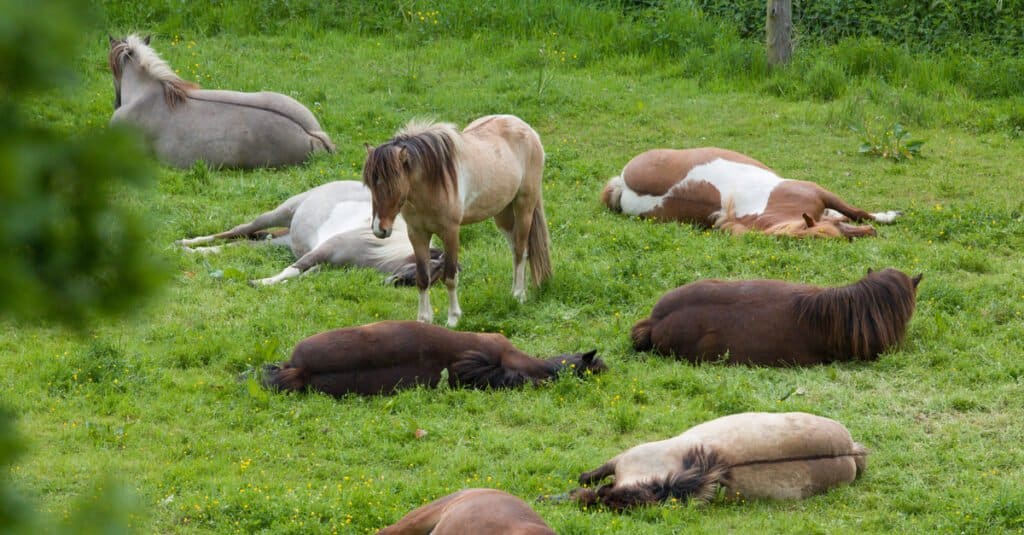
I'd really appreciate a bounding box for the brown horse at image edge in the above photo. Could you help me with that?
[632,268,921,366]
[263,321,605,396]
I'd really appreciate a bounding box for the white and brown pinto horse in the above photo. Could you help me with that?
[602,148,901,238]
[175,181,444,286]
[570,412,867,510]
[108,34,333,168]
[363,115,551,327]
[378,489,555,535]
[632,268,921,366]
[263,321,604,396]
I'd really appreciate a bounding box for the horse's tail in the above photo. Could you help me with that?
[309,130,336,153]
[261,364,307,392]
[598,445,728,510]
[851,442,869,478]
[528,200,553,286]
[601,174,625,212]
[630,318,654,351]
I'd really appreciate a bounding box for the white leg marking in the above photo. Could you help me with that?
[418,288,434,323]
[180,245,222,255]
[251,266,301,286]
[446,275,462,327]
[822,208,845,219]
[871,210,902,224]
[512,258,527,303]
[176,235,217,247]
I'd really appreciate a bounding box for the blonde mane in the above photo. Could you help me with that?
[109,34,198,108]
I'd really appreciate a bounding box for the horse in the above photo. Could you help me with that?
[175,181,446,286]
[108,34,334,169]
[363,115,551,327]
[631,268,922,366]
[262,320,604,396]
[377,489,555,535]
[601,148,902,238]
[569,412,867,510]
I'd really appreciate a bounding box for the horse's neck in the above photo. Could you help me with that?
[120,64,165,108]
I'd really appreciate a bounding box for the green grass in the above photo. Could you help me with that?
[5,10,1024,535]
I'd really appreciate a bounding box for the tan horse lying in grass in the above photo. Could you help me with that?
[632,268,921,366]
[363,115,551,327]
[263,321,604,396]
[108,34,333,168]
[570,412,867,510]
[378,489,555,534]
[602,147,901,238]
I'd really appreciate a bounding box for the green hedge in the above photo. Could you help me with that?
[697,0,1024,53]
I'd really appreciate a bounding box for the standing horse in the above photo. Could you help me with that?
[262,321,604,396]
[175,181,445,286]
[363,115,551,327]
[601,148,901,238]
[632,268,922,366]
[108,34,334,169]
[569,412,867,510]
[378,489,555,535]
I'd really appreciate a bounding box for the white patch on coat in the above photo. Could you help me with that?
[682,159,783,217]
[619,159,784,217]
[318,201,372,248]
[870,210,901,224]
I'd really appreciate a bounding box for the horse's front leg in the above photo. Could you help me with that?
[439,227,462,327]
[408,228,435,324]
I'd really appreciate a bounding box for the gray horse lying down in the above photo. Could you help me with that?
[568,412,867,510]
[176,181,444,286]
[108,34,333,169]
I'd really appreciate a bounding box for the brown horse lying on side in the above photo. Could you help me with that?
[263,321,605,396]
[632,268,921,366]
[377,489,555,535]
[570,412,867,510]
[601,148,901,238]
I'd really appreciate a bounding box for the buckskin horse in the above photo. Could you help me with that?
[175,181,444,286]
[377,489,555,535]
[262,321,604,396]
[569,412,867,510]
[108,34,333,168]
[363,115,551,327]
[601,148,901,238]
[632,268,922,366]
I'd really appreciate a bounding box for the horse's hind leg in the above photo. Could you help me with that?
[495,204,530,303]
[819,189,901,224]
[579,460,617,486]
[176,190,309,247]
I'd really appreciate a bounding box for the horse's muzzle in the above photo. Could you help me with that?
[373,228,392,239]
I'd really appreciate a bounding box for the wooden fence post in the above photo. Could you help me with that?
[766,0,793,66]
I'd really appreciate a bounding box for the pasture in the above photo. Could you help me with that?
[4,2,1024,533]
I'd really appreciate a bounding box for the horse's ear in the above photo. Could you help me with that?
[802,213,815,228]
[867,267,874,274]
[398,147,410,167]
[912,273,923,288]
[364,143,374,154]
[143,35,152,45]
[108,35,117,46]
[581,350,597,364]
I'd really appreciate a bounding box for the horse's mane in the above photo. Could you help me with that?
[794,269,918,360]
[450,350,540,389]
[109,34,198,109]
[365,120,461,197]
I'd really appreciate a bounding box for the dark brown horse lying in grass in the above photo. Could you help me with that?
[569,412,867,510]
[378,488,555,534]
[263,321,605,396]
[632,268,921,366]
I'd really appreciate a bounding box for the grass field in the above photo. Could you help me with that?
[4,4,1024,533]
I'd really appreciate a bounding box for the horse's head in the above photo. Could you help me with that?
[547,350,607,377]
[363,143,410,239]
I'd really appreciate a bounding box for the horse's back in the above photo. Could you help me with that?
[430,489,555,535]
[191,89,326,133]
[622,148,772,197]
[459,114,546,222]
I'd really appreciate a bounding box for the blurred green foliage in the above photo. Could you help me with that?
[1,0,166,326]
